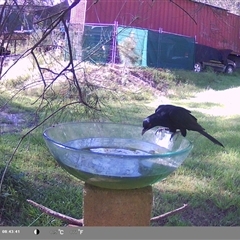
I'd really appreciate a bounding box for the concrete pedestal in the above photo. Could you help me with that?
[83,183,153,226]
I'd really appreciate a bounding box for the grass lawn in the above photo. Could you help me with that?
[0,64,240,226]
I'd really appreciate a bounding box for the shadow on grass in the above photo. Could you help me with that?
[0,95,39,135]
[152,185,240,226]
[0,165,83,226]
[173,70,240,91]
[185,102,223,109]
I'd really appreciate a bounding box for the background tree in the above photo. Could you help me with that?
[0,0,103,193]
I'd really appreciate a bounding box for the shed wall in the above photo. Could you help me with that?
[77,0,240,53]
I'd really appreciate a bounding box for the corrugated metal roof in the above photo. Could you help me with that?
[189,0,229,12]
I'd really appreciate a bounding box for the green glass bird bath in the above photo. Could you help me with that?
[43,122,193,190]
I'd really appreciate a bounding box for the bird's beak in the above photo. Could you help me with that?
[142,128,147,135]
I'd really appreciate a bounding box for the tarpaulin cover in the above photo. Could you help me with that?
[147,31,195,70]
[82,24,195,70]
[117,27,148,66]
[82,25,114,63]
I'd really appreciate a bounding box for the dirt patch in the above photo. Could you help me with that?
[0,106,38,134]
[181,201,238,226]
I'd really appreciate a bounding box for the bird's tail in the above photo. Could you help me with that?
[199,130,224,147]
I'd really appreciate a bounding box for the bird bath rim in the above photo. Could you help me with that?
[43,121,193,159]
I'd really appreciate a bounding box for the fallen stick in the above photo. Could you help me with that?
[150,203,188,222]
[27,199,188,226]
[27,199,83,226]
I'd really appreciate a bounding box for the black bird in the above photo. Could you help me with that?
[142,104,224,147]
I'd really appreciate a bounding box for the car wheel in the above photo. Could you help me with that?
[225,65,234,74]
[194,62,202,72]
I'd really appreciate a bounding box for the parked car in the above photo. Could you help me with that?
[194,58,236,74]
[194,44,236,74]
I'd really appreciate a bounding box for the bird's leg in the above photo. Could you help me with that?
[155,127,170,135]
[170,132,176,140]
[170,130,181,141]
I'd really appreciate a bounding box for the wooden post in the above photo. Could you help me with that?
[83,183,153,226]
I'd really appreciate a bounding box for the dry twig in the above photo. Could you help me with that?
[150,204,188,222]
[27,199,188,226]
[27,199,83,226]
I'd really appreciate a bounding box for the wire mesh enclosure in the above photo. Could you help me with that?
[80,22,195,70]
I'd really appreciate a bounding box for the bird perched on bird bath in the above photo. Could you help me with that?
[142,104,224,147]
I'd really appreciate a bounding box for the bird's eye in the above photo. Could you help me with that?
[143,119,150,128]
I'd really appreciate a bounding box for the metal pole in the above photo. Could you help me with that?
[111,21,118,64]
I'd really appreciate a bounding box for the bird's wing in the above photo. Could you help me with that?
[155,104,193,115]
[168,106,205,132]
[155,104,169,113]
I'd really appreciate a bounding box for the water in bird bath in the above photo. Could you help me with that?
[59,137,177,189]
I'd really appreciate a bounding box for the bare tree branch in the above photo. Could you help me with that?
[170,0,197,25]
